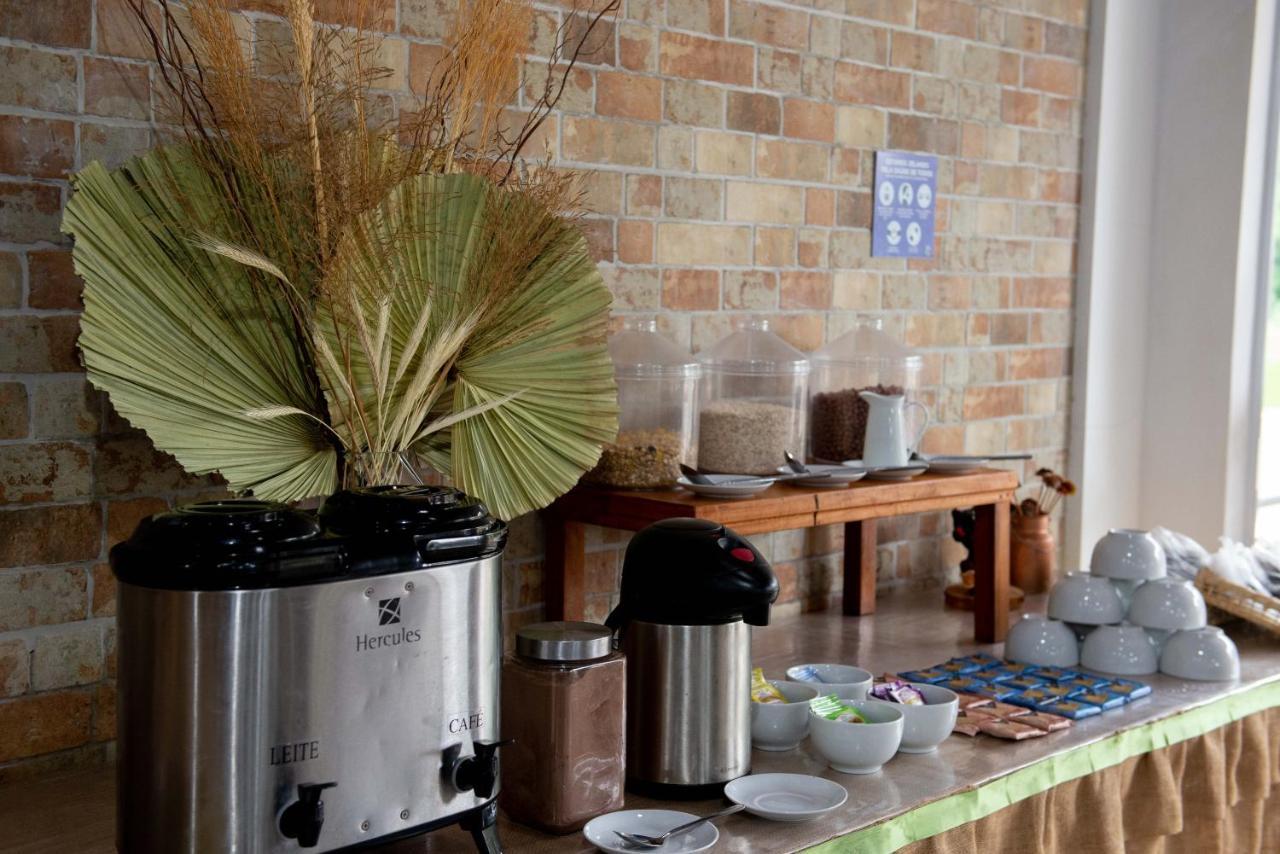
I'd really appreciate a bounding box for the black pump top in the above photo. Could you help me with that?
[112,488,506,591]
[606,518,778,628]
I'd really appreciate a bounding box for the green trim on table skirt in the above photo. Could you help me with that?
[804,679,1280,853]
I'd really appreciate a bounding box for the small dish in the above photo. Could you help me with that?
[848,462,928,482]
[724,773,848,822]
[775,464,867,488]
[809,699,904,774]
[1127,577,1207,631]
[891,682,959,753]
[583,810,718,853]
[1003,614,1080,667]
[924,456,990,475]
[1080,623,1158,675]
[751,680,820,751]
[786,663,873,699]
[1159,626,1241,681]
[675,475,773,500]
[1090,528,1167,581]
[1047,573,1126,625]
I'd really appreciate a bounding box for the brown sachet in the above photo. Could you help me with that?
[1016,711,1072,732]
[984,700,1031,718]
[977,717,1046,740]
[953,692,995,711]
[952,711,982,736]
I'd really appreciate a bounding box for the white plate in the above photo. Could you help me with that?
[725,773,848,822]
[775,464,868,488]
[844,462,927,482]
[925,456,989,475]
[676,475,773,499]
[583,809,719,853]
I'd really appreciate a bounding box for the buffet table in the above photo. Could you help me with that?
[3,592,1278,854]
[545,469,1019,641]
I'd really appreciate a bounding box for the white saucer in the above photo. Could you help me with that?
[676,475,773,499]
[725,773,848,822]
[843,461,927,481]
[583,809,719,853]
[925,456,989,475]
[776,464,868,488]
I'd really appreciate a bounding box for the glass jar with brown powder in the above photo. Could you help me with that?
[499,621,625,834]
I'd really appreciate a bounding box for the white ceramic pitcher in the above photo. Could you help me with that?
[859,391,929,467]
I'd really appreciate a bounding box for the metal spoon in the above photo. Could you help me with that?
[678,463,713,484]
[613,804,746,849]
[783,450,808,473]
[910,452,1033,462]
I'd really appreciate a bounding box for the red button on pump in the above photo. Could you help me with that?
[730,547,755,563]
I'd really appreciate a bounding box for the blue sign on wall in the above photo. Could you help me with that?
[871,150,937,259]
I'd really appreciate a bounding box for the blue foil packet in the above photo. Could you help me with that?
[973,667,1018,683]
[1029,666,1080,683]
[1000,661,1043,676]
[1037,698,1103,720]
[969,681,1022,701]
[940,676,990,694]
[1040,683,1083,700]
[899,668,951,684]
[1107,678,1153,701]
[1074,689,1126,711]
[938,658,984,675]
[1005,674,1048,691]
[1006,688,1052,708]
[1063,675,1112,692]
[963,652,1003,666]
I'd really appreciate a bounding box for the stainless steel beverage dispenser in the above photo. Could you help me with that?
[606,518,778,798]
[112,488,508,853]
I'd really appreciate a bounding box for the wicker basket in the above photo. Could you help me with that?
[1194,568,1280,637]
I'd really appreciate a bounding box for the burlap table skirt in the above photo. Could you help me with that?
[899,707,1280,854]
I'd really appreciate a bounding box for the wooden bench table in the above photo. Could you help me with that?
[542,468,1019,641]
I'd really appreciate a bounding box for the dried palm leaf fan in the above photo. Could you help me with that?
[61,0,620,519]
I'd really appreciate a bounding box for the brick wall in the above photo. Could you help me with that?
[0,0,1087,777]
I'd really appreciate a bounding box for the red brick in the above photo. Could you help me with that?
[1001,89,1041,127]
[0,690,92,761]
[0,252,17,309]
[1004,14,1045,52]
[314,0,394,29]
[806,188,835,226]
[729,0,810,51]
[92,682,117,742]
[0,504,101,567]
[0,384,27,439]
[1009,347,1069,380]
[783,99,835,142]
[779,272,832,309]
[106,497,168,547]
[1041,170,1080,203]
[963,385,1024,419]
[1045,22,1087,61]
[917,0,977,38]
[626,174,662,216]
[94,433,209,496]
[991,313,1029,344]
[1014,277,1072,308]
[834,63,910,109]
[562,117,655,167]
[756,139,828,182]
[0,442,92,503]
[27,250,81,310]
[836,191,871,228]
[888,114,959,155]
[0,183,63,244]
[584,549,619,594]
[0,0,91,47]
[596,72,662,121]
[929,276,971,309]
[727,91,781,135]
[0,117,74,179]
[84,57,151,120]
[617,220,653,264]
[660,31,754,87]
[847,0,914,26]
[0,316,81,373]
[661,269,720,310]
[564,12,617,66]
[890,31,936,72]
[1024,56,1080,97]
[667,0,725,36]
[579,218,614,263]
[92,563,116,617]
[619,24,655,72]
[408,42,445,95]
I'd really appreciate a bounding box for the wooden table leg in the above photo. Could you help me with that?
[842,518,877,616]
[543,514,586,621]
[972,501,1010,642]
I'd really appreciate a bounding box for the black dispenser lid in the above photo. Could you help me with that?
[110,499,331,590]
[319,485,507,561]
[607,518,779,628]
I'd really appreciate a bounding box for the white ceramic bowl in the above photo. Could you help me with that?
[891,683,959,754]
[1159,627,1241,681]
[1090,528,1167,581]
[1047,573,1126,625]
[1080,623,1158,675]
[1003,614,1081,667]
[1127,577,1208,631]
[751,681,820,751]
[808,699,903,774]
[786,663,873,699]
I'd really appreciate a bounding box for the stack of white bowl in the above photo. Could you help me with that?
[1005,529,1240,681]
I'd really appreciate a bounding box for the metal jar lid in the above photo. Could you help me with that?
[516,621,613,662]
